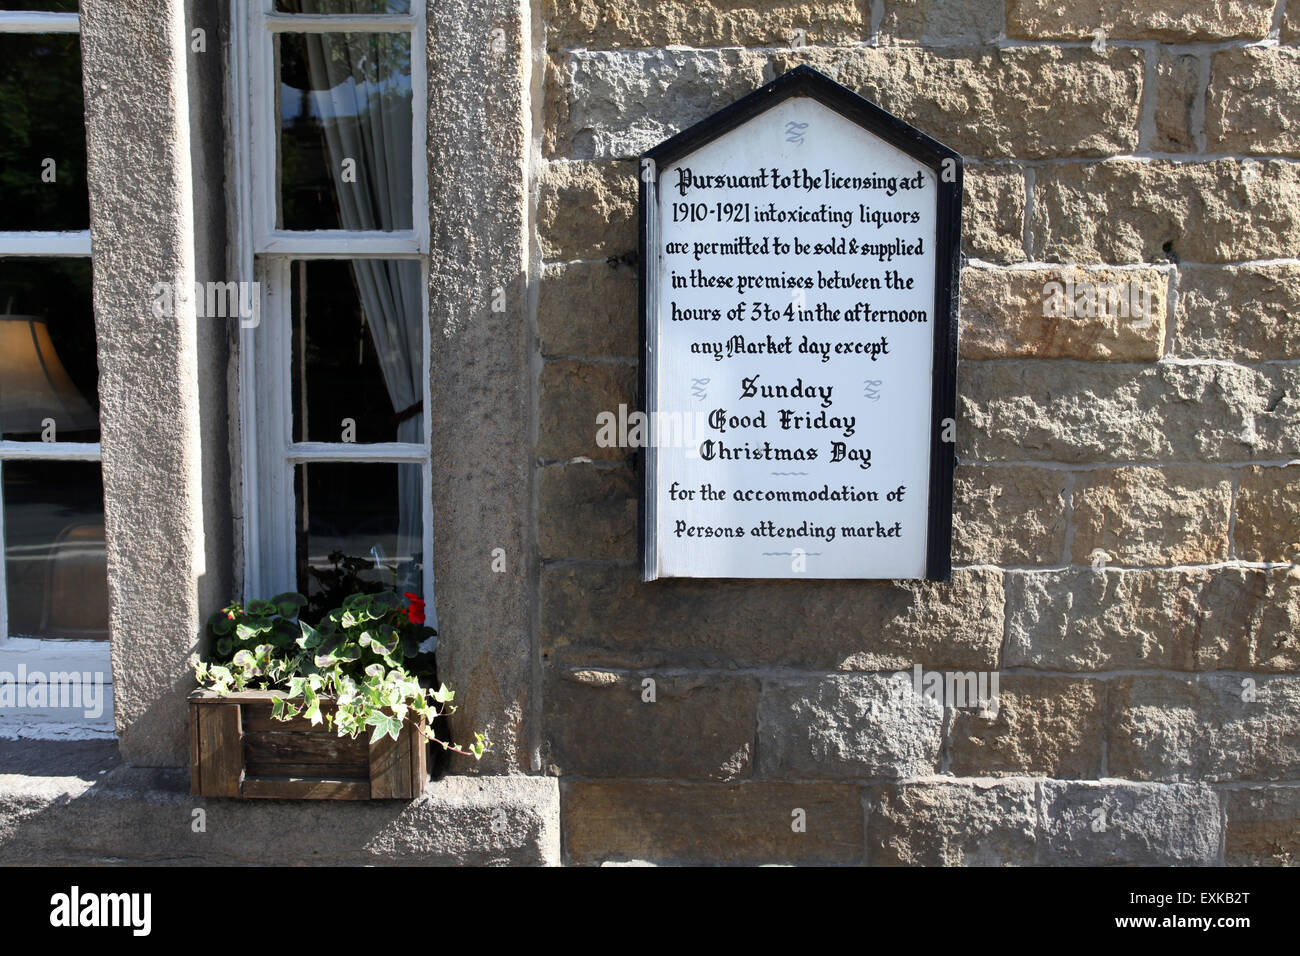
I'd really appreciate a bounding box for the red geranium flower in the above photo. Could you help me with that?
[404,592,426,626]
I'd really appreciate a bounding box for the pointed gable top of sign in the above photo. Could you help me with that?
[641,64,963,172]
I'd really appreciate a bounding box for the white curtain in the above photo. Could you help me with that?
[303,33,429,624]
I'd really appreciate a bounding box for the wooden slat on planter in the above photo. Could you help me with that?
[241,777,370,800]
[244,731,369,779]
[196,703,243,797]
[240,700,338,734]
[369,727,413,799]
[410,726,428,797]
[189,697,203,796]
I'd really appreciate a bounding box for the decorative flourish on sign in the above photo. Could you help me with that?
[690,377,710,401]
[785,121,809,145]
[863,379,882,401]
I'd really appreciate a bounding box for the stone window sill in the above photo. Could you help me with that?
[0,739,559,865]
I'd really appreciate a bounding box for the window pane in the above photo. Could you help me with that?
[290,258,422,444]
[275,0,410,12]
[3,460,108,640]
[0,258,99,442]
[295,461,423,619]
[0,33,89,231]
[277,32,413,231]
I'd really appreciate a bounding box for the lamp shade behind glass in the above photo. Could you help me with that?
[0,314,98,438]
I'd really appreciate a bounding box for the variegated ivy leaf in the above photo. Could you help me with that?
[296,620,323,650]
[302,683,323,725]
[366,712,404,743]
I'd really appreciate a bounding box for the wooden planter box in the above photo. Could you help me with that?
[188,689,428,800]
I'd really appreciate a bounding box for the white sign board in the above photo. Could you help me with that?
[640,67,961,581]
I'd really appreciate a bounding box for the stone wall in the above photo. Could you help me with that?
[531,0,1300,865]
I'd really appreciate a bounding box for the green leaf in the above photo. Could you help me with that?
[366,712,403,743]
[272,591,308,619]
[236,621,269,642]
[296,620,323,650]
[215,637,233,656]
[302,683,322,725]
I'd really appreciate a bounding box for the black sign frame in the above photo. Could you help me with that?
[638,64,963,582]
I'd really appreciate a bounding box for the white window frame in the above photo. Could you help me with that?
[232,0,432,603]
[0,9,112,734]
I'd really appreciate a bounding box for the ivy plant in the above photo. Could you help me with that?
[194,590,488,759]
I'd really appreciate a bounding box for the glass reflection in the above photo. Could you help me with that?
[295,461,423,621]
[291,259,423,445]
[0,259,99,442]
[0,32,89,231]
[277,31,413,230]
[3,460,108,640]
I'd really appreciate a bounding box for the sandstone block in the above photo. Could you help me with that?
[964,165,1026,263]
[543,0,870,50]
[538,462,637,560]
[769,46,1143,159]
[877,0,1004,44]
[563,780,865,864]
[948,676,1105,778]
[1069,466,1233,566]
[537,359,637,461]
[1175,264,1300,361]
[953,464,1067,565]
[1235,464,1300,564]
[757,673,943,779]
[546,668,757,780]
[867,779,1037,865]
[1007,0,1274,40]
[537,160,637,261]
[1206,48,1300,155]
[1154,51,1199,153]
[1224,786,1300,866]
[1031,160,1300,263]
[1108,674,1300,781]
[960,361,1300,463]
[1039,781,1221,865]
[1006,567,1297,672]
[538,261,637,357]
[960,265,1166,360]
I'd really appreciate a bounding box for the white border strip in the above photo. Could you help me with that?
[0,232,92,257]
[0,11,79,33]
